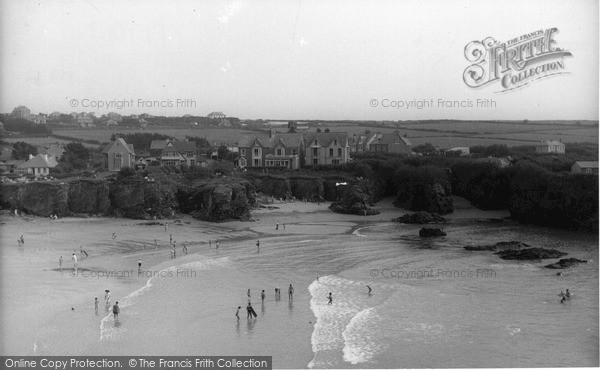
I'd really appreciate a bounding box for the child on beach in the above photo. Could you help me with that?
[94,298,98,313]
[113,302,120,323]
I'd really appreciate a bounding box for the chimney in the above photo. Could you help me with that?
[29,154,34,160]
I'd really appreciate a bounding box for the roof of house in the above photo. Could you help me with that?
[101,138,135,155]
[374,132,412,146]
[270,133,304,147]
[305,132,349,147]
[574,161,599,168]
[538,140,564,146]
[17,154,58,169]
[163,141,197,153]
[238,134,271,148]
[208,111,226,117]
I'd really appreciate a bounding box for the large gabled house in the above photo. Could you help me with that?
[369,131,413,154]
[304,132,350,166]
[16,154,58,177]
[535,140,565,154]
[238,132,304,169]
[102,137,135,171]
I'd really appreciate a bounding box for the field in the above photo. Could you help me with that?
[4,120,598,149]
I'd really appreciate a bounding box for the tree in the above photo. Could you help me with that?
[61,142,90,169]
[412,143,437,155]
[12,141,38,160]
[217,145,230,160]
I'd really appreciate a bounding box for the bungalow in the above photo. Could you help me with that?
[101,137,135,171]
[154,140,199,167]
[208,111,226,119]
[571,161,599,174]
[16,154,58,177]
[445,147,470,156]
[304,132,350,166]
[535,140,565,154]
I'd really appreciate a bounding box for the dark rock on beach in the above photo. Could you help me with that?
[393,211,446,224]
[180,180,255,222]
[464,241,532,252]
[544,258,588,269]
[419,227,446,237]
[495,247,568,260]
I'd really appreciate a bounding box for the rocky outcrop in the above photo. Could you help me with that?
[329,184,380,216]
[0,182,69,217]
[393,212,446,224]
[180,180,255,222]
[495,248,567,260]
[289,176,325,202]
[68,180,110,215]
[419,227,446,237]
[464,241,531,251]
[544,258,588,269]
[395,182,453,215]
[109,175,180,219]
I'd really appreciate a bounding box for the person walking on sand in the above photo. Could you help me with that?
[275,288,280,300]
[105,290,111,311]
[261,290,265,302]
[288,284,294,300]
[113,301,120,323]
[112,232,116,240]
[256,240,260,253]
[247,302,253,319]
[94,298,99,313]
[59,256,63,269]
[247,289,251,302]
[276,221,279,230]
[235,306,241,320]
[138,258,142,270]
[327,292,333,305]
[71,253,78,270]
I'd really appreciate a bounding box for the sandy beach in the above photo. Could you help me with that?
[4,197,597,368]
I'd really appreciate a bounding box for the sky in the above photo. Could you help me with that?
[0,0,598,121]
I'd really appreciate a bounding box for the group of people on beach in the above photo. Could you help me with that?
[236,285,296,320]
[558,289,572,303]
[92,290,120,323]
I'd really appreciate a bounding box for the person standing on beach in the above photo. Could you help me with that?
[59,256,63,269]
[247,289,251,302]
[276,221,279,230]
[138,258,142,270]
[94,298,99,313]
[288,284,294,300]
[247,302,254,319]
[327,292,333,305]
[235,306,241,320]
[275,288,279,300]
[71,253,78,270]
[216,241,220,250]
[261,290,265,302]
[105,290,111,311]
[113,301,120,323]
[256,240,260,253]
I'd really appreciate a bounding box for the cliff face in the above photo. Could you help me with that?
[68,180,110,215]
[180,180,256,222]
[1,182,70,217]
[329,184,380,215]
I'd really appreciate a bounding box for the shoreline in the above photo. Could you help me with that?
[1,196,510,359]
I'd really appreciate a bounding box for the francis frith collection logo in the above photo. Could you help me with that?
[463,28,572,92]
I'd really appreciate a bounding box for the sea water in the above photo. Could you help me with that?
[3,218,598,368]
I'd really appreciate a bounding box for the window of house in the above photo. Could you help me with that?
[332,159,339,165]
[313,158,318,165]
[254,159,261,166]
[277,148,283,156]
[254,148,259,156]
[585,168,592,174]
[241,149,246,156]
[312,148,319,156]
[292,149,297,155]
[329,148,333,156]
[338,148,342,156]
